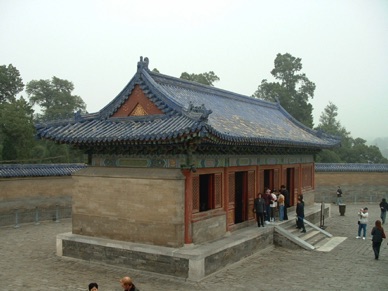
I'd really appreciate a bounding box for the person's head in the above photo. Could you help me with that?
[257,193,262,198]
[280,185,285,189]
[265,189,271,194]
[364,207,368,212]
[298,195,303,201]
[88,282,98,291]
[375,219,382,228]
[120,276,133,290]
[382,198,387,203]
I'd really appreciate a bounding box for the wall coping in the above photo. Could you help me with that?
[2,163,388,178]
[315,163,388,172]
[0,163,87,178]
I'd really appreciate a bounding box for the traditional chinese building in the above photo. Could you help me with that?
[36,57,339,252]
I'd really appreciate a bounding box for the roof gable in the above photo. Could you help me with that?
[112,84,163,117]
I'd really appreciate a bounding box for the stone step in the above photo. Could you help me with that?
[275,220,345,252]
[315,237,347,252]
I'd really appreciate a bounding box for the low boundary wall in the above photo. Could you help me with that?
[2,163,388,227]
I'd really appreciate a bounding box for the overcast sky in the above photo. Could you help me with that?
[1,0,387,142]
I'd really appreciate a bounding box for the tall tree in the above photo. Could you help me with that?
[0,64,24,103]
[315,102,350,162]
[315,102,388,163]
[253,53,315,128]
[315,102,350,137]
[26,76,87,121]
[180,71,220,86]
[0,98,36,162]
[26,76,87,163]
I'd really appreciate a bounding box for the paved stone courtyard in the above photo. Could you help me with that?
[1,203,387,290]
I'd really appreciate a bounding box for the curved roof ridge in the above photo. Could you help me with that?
[276,103,341,143]
[140,69,187,114]
[98,74,139,119]
[202,124,336,148]
[148,70,278,109]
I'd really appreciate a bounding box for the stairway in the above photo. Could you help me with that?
[274,219,347,252]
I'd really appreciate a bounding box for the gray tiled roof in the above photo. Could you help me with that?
[315,163,388,172]
[35,57,340,150]
[0,164,87,178]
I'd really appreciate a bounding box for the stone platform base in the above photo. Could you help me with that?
[57,226,273,281]
[57,203,328,281]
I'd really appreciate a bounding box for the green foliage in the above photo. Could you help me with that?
[26,76,86,121]
[0,64,24,103]
[315,102,388,163]
[29,140,86,163]
[180,71,220,86]
[253,53,315,128]
[315,102,350,137]
[25,76,88,162]
[0,98,36,162]
[372,137,388,159]
[0,65,87,163]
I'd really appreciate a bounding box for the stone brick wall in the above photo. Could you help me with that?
[0,176,74,208]
[192,214,227,244]
[0,177,73,226]
[315,172,388,204]
[71,167,186,247]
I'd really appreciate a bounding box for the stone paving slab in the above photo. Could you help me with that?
[0,203,387,290]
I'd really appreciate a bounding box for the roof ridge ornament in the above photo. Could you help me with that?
[184,102,212,121]
[137,56,149,71]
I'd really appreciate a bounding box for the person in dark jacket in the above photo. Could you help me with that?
[379,198,388,224]
[296,195,306,233]
[371,220,386,260]
[263,188,272,223]
[88,282,98,291]
[120,276,139,291]
[253,193,266,227]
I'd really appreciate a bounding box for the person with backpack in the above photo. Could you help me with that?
[371,220,386,260]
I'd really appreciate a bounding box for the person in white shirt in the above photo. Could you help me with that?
[269,190,278,222]
[356,207,369,240]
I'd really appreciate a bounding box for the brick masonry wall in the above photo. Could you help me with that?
[0,177,74,226]
[315,172,388,204]
[0,176,74,208]
[71,167,186,247]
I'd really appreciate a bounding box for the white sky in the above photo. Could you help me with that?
[1,0,387,141]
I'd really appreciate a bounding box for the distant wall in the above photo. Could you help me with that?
[2,165,388,227]
[315,172,388,204]
[0,177,73,226]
